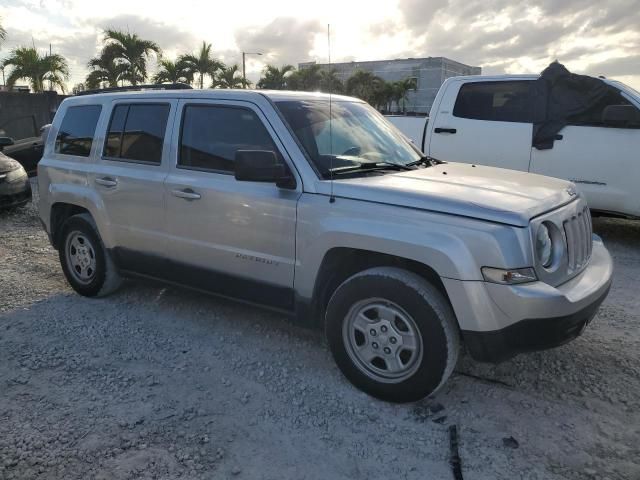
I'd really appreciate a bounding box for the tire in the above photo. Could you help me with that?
[58,213,122,297]
[325,266,460,403]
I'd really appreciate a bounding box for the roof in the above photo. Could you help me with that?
[69,88,360,103]
[447,74,539,82]
[445,73,627,90]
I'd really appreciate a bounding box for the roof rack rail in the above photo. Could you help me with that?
[77,83,193,96]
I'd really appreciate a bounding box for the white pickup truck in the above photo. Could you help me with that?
[388,74,640,219]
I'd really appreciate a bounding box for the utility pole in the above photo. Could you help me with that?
[242,51,262,88]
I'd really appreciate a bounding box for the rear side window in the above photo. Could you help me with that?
[179,105,278,173]
[104,103,170,164]
[453,81,534,123]
[55,105,102,157]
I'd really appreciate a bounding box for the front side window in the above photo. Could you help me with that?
[567,89,638,128]
[276,100,422,178]
[179,105,279,173]
[104,103,170,164]
[55,105,102,157]
[453,81,534,123]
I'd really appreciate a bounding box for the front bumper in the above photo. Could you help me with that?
[443,235,613,363]
[0,172,32,209]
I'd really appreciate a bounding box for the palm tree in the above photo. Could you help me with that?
[287,64,322,91]
[319,68,344,93]
[372,81,394,112]
[211,64,250,89]
[2,46,69,92]
[86,44,127,89]
[102,29,160,85]
[392,77,418,113]
[257,64,295,89]
[179,42,223,89]
[346,70,384,105]
[153,59,192,84]
[0,18,6,46]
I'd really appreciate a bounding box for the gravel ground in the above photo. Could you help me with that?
[1,182,638,480]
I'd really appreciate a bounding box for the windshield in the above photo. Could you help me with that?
[276,100,422,178]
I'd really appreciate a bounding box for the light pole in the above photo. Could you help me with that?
[242,51,262,88]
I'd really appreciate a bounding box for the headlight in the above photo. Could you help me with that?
[4,165,27,182]
[536,223,553,268]
[482,267,537,285]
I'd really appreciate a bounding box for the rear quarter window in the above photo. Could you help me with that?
[55,105,102,157]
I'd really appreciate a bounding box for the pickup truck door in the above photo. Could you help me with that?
[428,80,534,172]
[163,99,300,311]
[529,89,640,217]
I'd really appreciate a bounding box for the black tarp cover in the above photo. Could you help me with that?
[532,61,609,150]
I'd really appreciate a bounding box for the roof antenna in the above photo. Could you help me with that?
[328,23,336,204]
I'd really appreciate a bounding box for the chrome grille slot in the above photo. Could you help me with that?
[563,207,592,273]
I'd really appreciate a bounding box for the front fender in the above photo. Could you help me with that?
[294,194,531,299]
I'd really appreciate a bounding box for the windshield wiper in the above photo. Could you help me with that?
[328,161,415,175]
[406,156,440,168]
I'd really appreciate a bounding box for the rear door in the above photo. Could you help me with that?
[529,87,640,217]
[163,99,300,310]
[428,79,534,171]
[89,100,176,271]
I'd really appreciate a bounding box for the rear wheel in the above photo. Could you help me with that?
[58,214,122,297]
[326,267,459,403]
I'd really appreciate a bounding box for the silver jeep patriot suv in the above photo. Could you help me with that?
[38,87,613,402]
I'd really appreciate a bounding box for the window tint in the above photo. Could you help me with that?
[567,89,636,127]
[55,105,102,156]
[179,105,278,173]
[104,103,170,164]
[453,81,533,123]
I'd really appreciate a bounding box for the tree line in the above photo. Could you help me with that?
[0,22,418,113]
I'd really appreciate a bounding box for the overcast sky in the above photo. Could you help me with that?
[1,0,639,90]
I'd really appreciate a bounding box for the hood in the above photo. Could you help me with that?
[331,162,578,227]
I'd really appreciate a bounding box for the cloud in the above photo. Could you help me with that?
[95,14,200,56]
[393,0,640,80]
[585,54,640,77]
[235,17,324,66]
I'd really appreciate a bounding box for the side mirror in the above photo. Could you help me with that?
[602,105,640,128]
[0,137,14,151]
[234,150,295,189]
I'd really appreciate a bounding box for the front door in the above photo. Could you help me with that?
[530,88,640,217]
[163,100,300,310]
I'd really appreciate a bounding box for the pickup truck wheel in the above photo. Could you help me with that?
[58,214,122,297]
[326,267,459,403]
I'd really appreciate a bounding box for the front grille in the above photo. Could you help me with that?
[563,206,592,273]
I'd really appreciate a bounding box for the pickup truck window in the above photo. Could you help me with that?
[178,104,279,174]
[453,81,534,123]
[567,89,638,128]
[276,100,421,178]
[104,103,170,164]
[55,105,102,157]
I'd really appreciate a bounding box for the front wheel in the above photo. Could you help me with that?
[325,267,460,403]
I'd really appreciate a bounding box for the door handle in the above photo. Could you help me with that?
[434,127,457,134]
[95,177,118,187]
[171,188,201,200]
